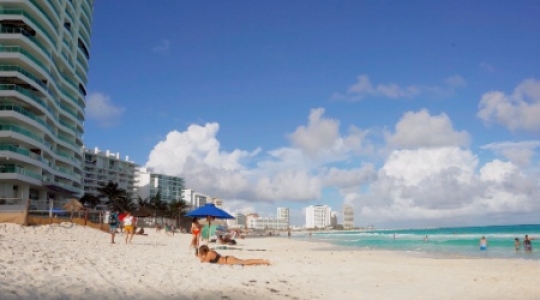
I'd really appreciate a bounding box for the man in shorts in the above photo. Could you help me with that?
[108,210,120,244]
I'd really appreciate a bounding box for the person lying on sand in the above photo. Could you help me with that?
[196,245,270,266]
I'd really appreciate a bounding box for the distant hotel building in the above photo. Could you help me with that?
[83,147,137,197]
[0,0,95,209]
[227,212,246,228]
[343,205,354,229]
[135,167,184,203]
[182,188,209,209]
[244,208,289,230]
[277,207,289,227]
[305,205,332,229]
[330,211,338,227]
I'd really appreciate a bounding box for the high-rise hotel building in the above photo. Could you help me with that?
[0,1,94,209]
[135,167,184,203]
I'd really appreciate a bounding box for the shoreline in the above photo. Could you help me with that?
[2,223,540,299]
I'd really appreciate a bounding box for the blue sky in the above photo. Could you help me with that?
[84,0,540,228]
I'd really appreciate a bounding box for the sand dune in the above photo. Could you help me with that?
[1,223,540,300]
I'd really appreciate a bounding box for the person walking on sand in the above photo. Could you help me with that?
[479,236,488,251]
[196,245,270,266]
[523,235,536,252]
[108,210,120,244]
[123,211,135,244]
[190,218,201,250]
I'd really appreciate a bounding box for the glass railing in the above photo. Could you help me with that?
[0,104,55,134]
[0,9,55,46]
[59,87,83,110]
[0,46,48,73]
[78,29,91,50]
[46,0,60,16]
[0,123,53,150]
[79,13,92,36]
[58,118,80,137]
[0,164,42,181]
[0,27,52,59]
[55,149,79,164]
[80,3,92,28]
[76,51,89,73]
[58,102,81,121]
[65,7,74,24]
[28,0,58,33]
[57,133,76,147]
[0,64,47,90]
[0,144,50,166]
[0,84,55,117]
[75,67,86,84]
[62,36,71,49]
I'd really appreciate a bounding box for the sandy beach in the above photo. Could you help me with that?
[1,223,540,300]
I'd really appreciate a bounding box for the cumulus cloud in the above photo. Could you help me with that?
[385,109,470,149]
[346,147,540,227]
[477,78,540,132]
[143,105,540,228]
[331,75,466,101]
[287,108,371,159]
[85,92,125,127]
[145,109,375,205]
[153,39,170,54]
[481,141,540,167]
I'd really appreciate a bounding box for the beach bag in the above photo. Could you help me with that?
[108,214,117,226]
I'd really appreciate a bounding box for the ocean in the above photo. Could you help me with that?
[300,224,540,259]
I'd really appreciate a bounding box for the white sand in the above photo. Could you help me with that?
[1,223,540,300]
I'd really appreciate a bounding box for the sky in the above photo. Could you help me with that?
[83,0,540,228]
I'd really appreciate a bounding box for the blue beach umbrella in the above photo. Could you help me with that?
[185,204,234,242]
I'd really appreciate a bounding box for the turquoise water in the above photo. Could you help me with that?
[302,224,540,259]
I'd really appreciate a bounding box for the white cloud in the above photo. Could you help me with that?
[477,78,540,132]
[143,106,540,228]
[153,39,170,54]
[346,147,540,227]
[332,75,466,101]
[482,141,540,166]
[385,109,470,149]
[85,92,125,127]
[287,108,371,160]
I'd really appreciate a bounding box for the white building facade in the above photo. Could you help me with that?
[305,205,332,229]
[0,0,94,209]
[135,167,184,203]
[343,204,354,229]
[277,207,289,227]
[83,147,137,198]
[182,189,209,209]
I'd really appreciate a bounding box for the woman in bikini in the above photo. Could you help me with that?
[196,245,270,266]
[190,218,202,250]
[123,211,135,244]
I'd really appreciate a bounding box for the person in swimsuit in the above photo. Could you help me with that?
[190,218,201,250]
[479,236,487,251]
[523,235,536,252]
[122,211,135,244]
[515,238,521,251]
[196,245,270,266]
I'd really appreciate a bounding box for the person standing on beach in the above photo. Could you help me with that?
[123,211,135,244]
[108,210,120,244]
[523,235,536,252]
[479,236,488,251]
[190,218,201,250]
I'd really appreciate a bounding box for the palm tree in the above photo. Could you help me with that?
[168,199,190,227]
[79,193,100,208]
[97,181,128,212]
